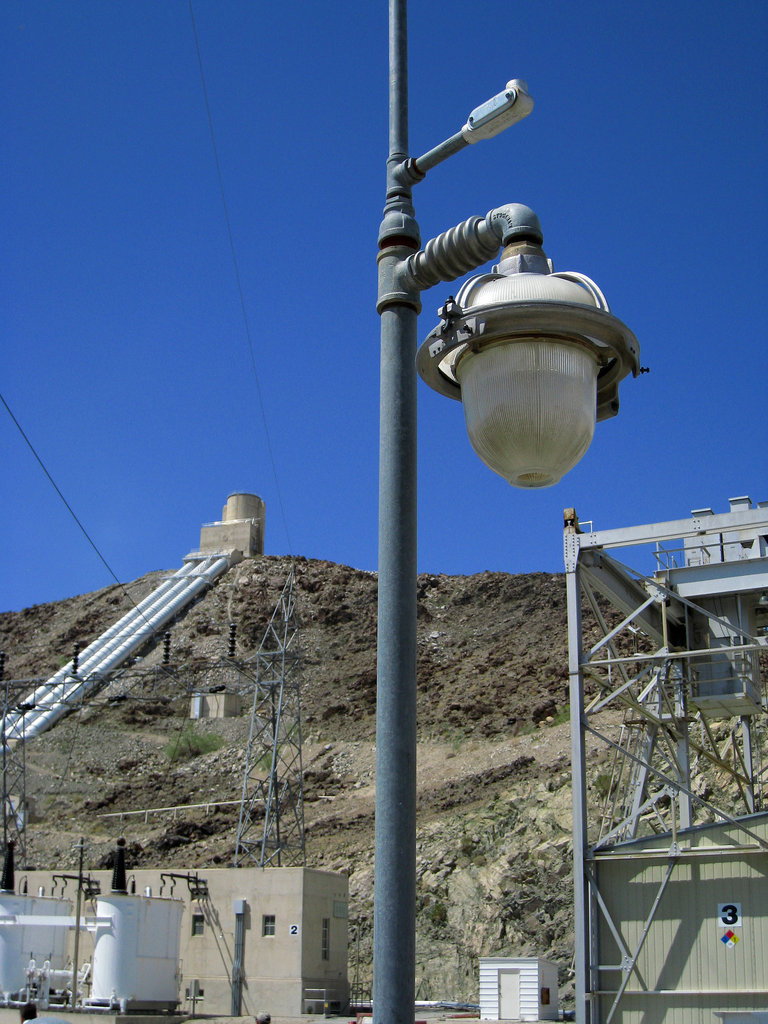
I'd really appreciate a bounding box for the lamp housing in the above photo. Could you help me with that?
[417,231,640,488]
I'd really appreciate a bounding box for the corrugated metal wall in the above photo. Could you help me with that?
[595,816,768,1023]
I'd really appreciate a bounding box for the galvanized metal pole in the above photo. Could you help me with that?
[71,836,84,1010]
[374,1,421,1021]
[565,563,591,1023]
[564,523,593,1024]
[561,520,593,1024]
[374,13,542,1021]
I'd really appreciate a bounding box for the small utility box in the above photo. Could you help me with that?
[479,957,558,1021]
[190,692,242,719]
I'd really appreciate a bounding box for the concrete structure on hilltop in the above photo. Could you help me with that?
[199,491,266,559]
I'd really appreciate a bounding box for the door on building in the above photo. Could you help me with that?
[498,969,521,1020]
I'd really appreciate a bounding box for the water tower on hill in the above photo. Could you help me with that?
[199,491,265,558]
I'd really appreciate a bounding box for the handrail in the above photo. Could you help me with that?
[99,798,241,821]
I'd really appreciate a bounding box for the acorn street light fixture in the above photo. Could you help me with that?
[375,4,640,1023]
[416,205,640,487]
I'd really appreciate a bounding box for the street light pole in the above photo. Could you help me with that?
[374,5,638,1023]
[374,5,536,1018]
[373,4,539,1023]
[374,1,419,1020]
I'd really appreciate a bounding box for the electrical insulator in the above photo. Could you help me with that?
[0,651,5,681]
[228,622,237,659]
[72,642,80,675]
[163,632,171,665]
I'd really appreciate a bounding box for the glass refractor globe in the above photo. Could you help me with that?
[455,338,599,488]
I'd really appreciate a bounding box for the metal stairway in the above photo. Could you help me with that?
[4,552,234,742]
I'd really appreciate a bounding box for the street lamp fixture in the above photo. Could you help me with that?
[416,205,640,486]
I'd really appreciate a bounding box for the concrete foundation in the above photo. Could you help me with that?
[190,691,242,719]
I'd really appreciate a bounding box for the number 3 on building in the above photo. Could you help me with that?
[718,903,742,927]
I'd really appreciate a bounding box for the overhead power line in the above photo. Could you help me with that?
[1,390,122,588]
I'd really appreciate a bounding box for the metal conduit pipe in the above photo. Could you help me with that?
[81,555,231,671]
[3,562,199,737]
[4,561,198,731]
[399,203,542,293]
[8,555,233,741]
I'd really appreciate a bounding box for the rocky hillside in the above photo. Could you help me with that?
[0,555,612,1007]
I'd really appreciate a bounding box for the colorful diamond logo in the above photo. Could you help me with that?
[721,930,739,947]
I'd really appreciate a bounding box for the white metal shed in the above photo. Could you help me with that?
[479,957,559,1021]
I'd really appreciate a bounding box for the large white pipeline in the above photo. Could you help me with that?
[3,562,198,737]
[14,564,201,728]
[6,554,233,742]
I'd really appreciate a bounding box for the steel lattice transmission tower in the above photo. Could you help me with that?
[234,568,305,867]
[1,674,29,865]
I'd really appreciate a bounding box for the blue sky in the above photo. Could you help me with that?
[2,0,766,612]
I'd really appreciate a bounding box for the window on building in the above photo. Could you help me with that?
[322,917,330,960]
[263,914,276,937]
[191,912,205,936]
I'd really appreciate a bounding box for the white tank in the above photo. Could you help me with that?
[0,894,71,996]
[91,894,183,1005]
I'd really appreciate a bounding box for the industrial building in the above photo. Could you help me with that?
[0,849,349,1015]
[565,496,768,1023]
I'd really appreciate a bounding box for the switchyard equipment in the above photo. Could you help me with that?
[6,859,349,1016]
[0,842,72,1003]
[564,496,768,1024]
[0,838,185,1011]
[235,567,305,867]
[87,843,183,1013]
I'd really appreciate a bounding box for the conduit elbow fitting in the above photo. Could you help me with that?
[487,204,544,247]
[391,158,426,189]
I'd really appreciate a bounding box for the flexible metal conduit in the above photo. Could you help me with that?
[6,554,233,742]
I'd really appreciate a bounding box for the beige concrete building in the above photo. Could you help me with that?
[189,690,242,718]
[13,865,348,1017]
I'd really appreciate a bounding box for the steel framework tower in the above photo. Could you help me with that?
[234,568,305,867]
[1,678,29,864]
[565,497,768,1023]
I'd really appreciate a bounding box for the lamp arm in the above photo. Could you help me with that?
[392,133,468,187]
[391,80,533,187]
[398,203,537,293]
